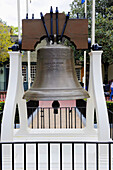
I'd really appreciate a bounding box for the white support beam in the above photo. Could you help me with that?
[85,51,110,141]
[1,52,28,141]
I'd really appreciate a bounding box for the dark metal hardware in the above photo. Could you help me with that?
[50,6,54,43]
[26,13,28,19]
[40,8,70,43]
[8,39,22,51]
[88,38,91,49]
[40,12,50,41]
[91,43,102,51]
[60,12,70,41]
[32,14,34,19]
[56,7,59,43]
[8,44,19,51]
[77,13,79,19]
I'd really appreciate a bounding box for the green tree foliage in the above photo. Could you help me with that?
[70,0,113,83]
[10,26,19,36]
[95,7,113,64]
[96,6,113,83]
[0,24,13,62]
[70,0,91,19]
[70,0,92,66]
[0,18,7,25]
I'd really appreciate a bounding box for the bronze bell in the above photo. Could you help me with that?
[23,44,89,101]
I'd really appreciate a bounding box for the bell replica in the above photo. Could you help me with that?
[23,44,89,101]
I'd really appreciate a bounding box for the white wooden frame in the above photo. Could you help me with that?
[1,51,110,141]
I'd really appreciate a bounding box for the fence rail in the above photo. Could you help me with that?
[27,107,86,129]
[0,104,113,169]
[0,141,113,170]
[1,106,113,139]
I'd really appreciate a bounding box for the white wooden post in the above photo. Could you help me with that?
[1,52,28,141]
[85,51,110,141]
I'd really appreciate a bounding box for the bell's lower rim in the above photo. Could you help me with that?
[23,95,89,101]
[23,88,90,101]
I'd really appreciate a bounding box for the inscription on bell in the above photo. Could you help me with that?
[43,61,64,71]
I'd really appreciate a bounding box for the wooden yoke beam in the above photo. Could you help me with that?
[22,13,88,51]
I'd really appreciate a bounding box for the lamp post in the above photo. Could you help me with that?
[92,0,95,45]
[83,0,87,90]
[17,0,21,40]
[26,0,31,89]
